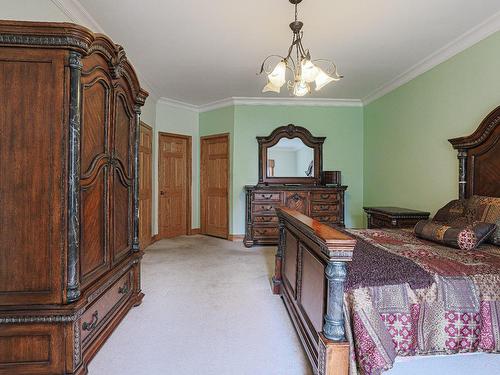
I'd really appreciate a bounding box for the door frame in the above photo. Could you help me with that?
[139,121,153,248]
[200,133,230,239]
[158,131,192,238]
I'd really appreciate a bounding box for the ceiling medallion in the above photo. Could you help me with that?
[259,0,343,97]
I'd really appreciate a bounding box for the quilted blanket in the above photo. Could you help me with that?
[344,229,500,375]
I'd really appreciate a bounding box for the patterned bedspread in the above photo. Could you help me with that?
[344,229,500,375]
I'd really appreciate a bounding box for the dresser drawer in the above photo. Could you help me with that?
[311,191,339,202]
[253,192,281,202]
[80,269,132,344]
[312,214,340,224]
[311,202,339,214]
[252,203,279,214]
[253,226,279,238]
[254,215,279,224]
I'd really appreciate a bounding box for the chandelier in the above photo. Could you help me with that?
[259,0,343,97]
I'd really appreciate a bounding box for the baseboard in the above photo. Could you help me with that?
[150,234,160,244]
[228,234,245,242]
[190,228,201,235]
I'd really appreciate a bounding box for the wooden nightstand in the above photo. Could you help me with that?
[364,206,430,229]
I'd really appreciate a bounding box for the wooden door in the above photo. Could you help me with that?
[200,134,229,239]
[139,122,153,249]
[158,133,191,238]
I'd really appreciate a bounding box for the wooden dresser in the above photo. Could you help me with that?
[0,21,147,374]
[244,185,347,247]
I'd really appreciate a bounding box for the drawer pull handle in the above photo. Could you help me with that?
[118,283,129,295]
[320,205,330,210]
[262,217,272,222]
[261,194,273,200]
[82,311,99,331]
[261,206,273,211]
[321,194,332,199]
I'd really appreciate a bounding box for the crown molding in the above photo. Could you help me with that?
[362,10,500,105]
[197,97,362,113]
[157,96,362,113]
[51,0,104,33]
[158,97,200,112]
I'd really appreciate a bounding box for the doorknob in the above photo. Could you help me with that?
[160,191,166,196]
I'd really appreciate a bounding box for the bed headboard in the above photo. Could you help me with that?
[449,105,500,199]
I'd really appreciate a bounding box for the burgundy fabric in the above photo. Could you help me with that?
[346,237,433,291]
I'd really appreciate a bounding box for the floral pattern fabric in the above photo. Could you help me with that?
[344,229,500,375]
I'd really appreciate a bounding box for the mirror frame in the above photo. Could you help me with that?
[257,124,325,185]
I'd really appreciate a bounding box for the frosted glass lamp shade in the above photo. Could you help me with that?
[262,81,281,93]
[300,59,319,83]
[267,61,286,88]
[293,80,310,97]
[314,68,338,91]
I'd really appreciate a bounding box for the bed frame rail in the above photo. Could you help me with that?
[273,208,356,375]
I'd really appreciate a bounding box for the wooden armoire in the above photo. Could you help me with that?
[0,21,148,374]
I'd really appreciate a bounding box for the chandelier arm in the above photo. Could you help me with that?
[296,36,308,60]
[285,33,297,60]
[259,54,287,74]
[311,59,343,77]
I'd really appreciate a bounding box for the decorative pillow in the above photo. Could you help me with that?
[414,220,496,250]
[432,199,467,223]
[466,195,500,245]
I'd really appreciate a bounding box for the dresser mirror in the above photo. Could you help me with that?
[257,124,325,185]
[267,138,315,177]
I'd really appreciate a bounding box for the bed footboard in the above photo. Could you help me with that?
[274,208,356,375]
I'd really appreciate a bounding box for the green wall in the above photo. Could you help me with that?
[231,105,364,234]
[364,30,500,217]
[199,105,364,234]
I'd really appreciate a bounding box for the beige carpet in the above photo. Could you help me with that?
[89,235,313,375]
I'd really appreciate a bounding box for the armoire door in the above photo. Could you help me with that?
[139,122,153,249]
[158,133,191,238]
[111,89,134,265]
[0,49,66,305]
[200,134,229,239]
[79,65,112,288]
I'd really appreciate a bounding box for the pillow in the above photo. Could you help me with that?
[432,199,467,223]
[414,220,496,250]
[466,196,500,245]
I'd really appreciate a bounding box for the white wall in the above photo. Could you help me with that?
[153,100,199,235]
[0,0,70,21]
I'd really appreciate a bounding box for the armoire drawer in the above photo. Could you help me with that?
[311,203,339,214]
[80,269,133,344]
[254,215,279,224]
[253,192,281,202]
[311,192,339,202]
[252,203,279,214]
[253,226,279,238]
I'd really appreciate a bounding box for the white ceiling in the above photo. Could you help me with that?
[76,0,500,105]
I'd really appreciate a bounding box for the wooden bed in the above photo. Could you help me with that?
[272,105,500,375]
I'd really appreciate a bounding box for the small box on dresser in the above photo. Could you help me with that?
[364,206,430,229]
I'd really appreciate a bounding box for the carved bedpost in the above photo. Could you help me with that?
[272,217,286,294]
[318,260,350,375]
[457,150,467,200]
[323,261,347,341]
[67,51,83,303]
